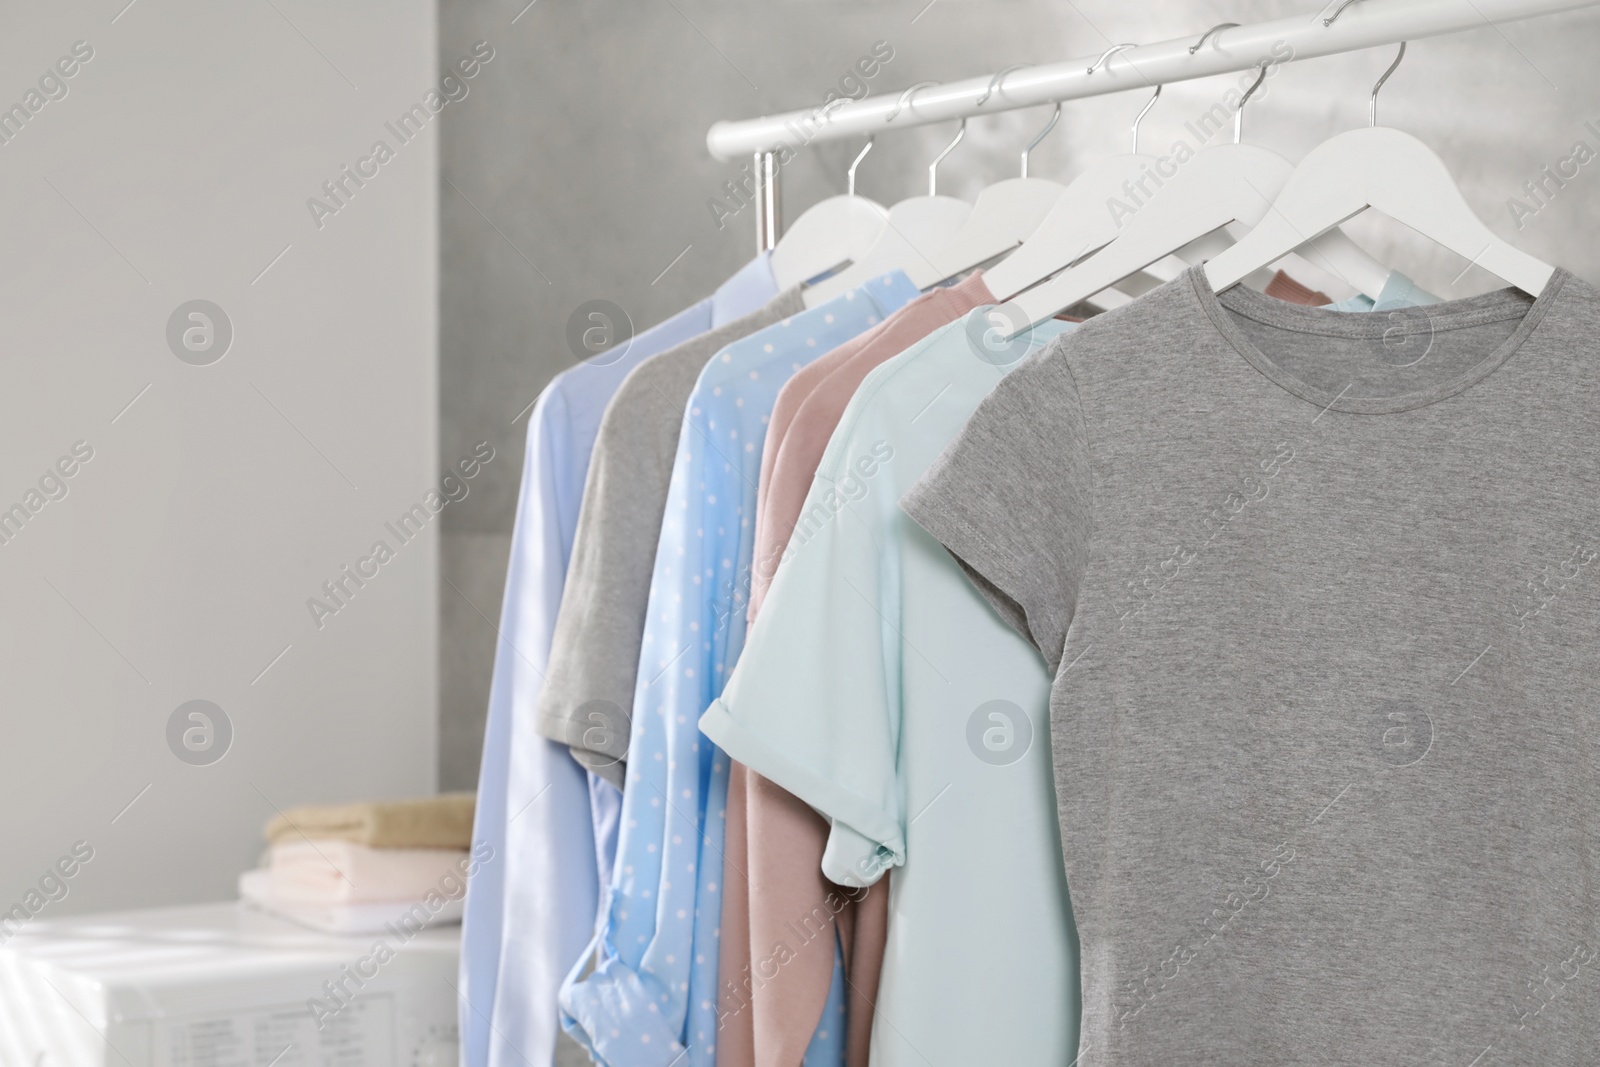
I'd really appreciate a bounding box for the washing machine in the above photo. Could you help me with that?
[0,901,459,1066]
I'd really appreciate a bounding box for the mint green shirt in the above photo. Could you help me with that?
[1323,270,1439,312]
[701,309,1080,1067]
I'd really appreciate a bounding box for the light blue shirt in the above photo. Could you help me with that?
[461,253,778,1067]
[559,273,920,1067]
[701,309,1079,1067]
[1322,270,1439,312]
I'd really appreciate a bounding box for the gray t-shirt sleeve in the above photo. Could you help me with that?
[536,288,806,786]
[899,336,1094,674]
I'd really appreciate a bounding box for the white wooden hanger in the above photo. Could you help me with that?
[1118,27,1250,289]
[1011,59,1389,328]
[805,84,973,306]
[1095,28,1385,298]
[906,69,1068,289]
[1206,43,1555,297]
[768,135,890,291]
[984,46,1168,304]
[1038,33,1256,293]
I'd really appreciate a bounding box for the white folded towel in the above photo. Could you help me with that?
[267,839,470,904]
[238,869,463,936]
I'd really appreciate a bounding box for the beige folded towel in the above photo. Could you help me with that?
[265,793,474,849]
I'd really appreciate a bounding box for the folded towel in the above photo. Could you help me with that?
[268,839,470,904]
[239,869,464,936]
[264,792,474,849]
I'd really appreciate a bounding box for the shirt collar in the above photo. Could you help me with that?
[1373,270,1440,311]
[711,251,780,325]
[854,270,921,317]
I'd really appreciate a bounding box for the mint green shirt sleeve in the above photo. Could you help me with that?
[704,313,1082,1067]
[698,403,910,887]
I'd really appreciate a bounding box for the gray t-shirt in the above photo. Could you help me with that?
[537,287,805,786]
[902,266,1600,1066]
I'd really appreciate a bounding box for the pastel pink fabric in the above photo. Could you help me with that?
[1264,269,1331,307]
[716,763,756,1065]
[749,314,896,620]
[753,271,994,616]
[717,272,994,1067]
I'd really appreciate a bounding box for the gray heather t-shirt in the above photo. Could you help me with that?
[537,287,805,786]
[902,266,1600,1066]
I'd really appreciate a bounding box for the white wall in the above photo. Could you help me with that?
[0,0,439,917]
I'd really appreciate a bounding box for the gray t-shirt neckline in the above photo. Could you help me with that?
[1192,265,1570,415]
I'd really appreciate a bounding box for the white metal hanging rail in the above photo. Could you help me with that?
[709,0,1592,158]
[706,0,1599,249]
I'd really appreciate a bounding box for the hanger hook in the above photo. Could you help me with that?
[928,119,966,196]
[814,95,851,138]
[977,64,1030,107]
[1233,62,1268,144]
[1189,22,1240,54]
[1131,85,1161,154]
[885,81,937,124]
[1321,0,1364,27]
[1087,43,1137,76]
[1021,102,1060,179]
[1370,41,1406,127]
[846,137,873,197]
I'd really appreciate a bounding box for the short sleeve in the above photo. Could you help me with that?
[535,360,680,787]
[898,342,1092,673]
[699,435,905,884]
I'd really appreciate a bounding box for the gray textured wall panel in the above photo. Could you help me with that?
[440,0,1600,784]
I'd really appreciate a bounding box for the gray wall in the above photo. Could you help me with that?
[438,0,1600,788]
[0,0,439,916]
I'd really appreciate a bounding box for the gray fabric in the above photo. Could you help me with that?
[902,265,1600,1066]
[537,287,806,786]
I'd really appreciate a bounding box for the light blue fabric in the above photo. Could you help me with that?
[1322,270,1440,312]
[559,273,921,1067]
[461,253,778,1067]
[803,936,848,1067]
[700,309,1079,1067]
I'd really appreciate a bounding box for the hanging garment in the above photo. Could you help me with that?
[752,271,996,617]
[716,267,1341,1067]
[1263,271,1331,306]
[758,262,1409,1066]
[718,767,854,1067]
[902,268,1600,1065]
[534,286,807,785]
[702,309,1081,1067]
[1322,269,1439,312]
[461,253,779,1067]
[560,273,921,1067]
[718,268,994,1067]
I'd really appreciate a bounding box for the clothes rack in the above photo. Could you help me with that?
[706,0,1600,252]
